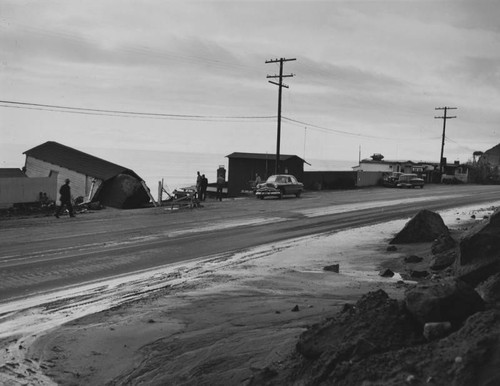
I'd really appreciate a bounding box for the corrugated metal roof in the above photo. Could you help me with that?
[226,152,309,164]
[24,141,141,181]
[0,168,26,178]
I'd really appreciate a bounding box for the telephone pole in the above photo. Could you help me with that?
[435,106,457,174]
[266,57,296,174]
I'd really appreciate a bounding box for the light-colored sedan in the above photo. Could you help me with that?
[255,174,304,199]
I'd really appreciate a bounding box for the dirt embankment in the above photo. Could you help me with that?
[251,207,500,386]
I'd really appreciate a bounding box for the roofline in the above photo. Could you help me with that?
[226,152,311,165]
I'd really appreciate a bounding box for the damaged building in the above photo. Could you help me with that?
[23,141,151,209]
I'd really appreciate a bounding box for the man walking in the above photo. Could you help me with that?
[55,178,75,218]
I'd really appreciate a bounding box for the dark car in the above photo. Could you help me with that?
[255,174,304,199]
[396,173,425,189]
[383,172,403,188]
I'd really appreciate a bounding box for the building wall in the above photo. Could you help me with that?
[24,156,103,202]
[354,162,417,174]
[302,171,357,190]
[356,171,384,187]
[302,171,384,189]
[0,173,58,208]
[227,157,304,196]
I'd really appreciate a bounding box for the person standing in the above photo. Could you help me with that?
[55,178,75,218]
[196,171,202,199]
[200,174,208,201]
[255,173,262,186]
[216,174,225,201]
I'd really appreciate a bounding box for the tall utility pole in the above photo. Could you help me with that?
[435,106,457,174]
[266,57,296,174]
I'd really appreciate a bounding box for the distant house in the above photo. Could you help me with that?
[23,141,150,209]
[353,155,436,174]
[479,143,500,167]
[352,153,439,181]
[476,143,500,183]
[353,153,472,183]
[226,152,308,196]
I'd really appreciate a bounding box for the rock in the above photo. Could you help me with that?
[409,270,429,279]
[404,278,484,327]
[457,208,500,286]
[387,245,398,252]
[476,272,500,305]
[405,255,423,263]
[423,321,452,340]
[324,264,339,273]
[390,210,450,244]
[431,234,456,255]
[379,269,395,277]
[429,250,457,271]
[291,305,300,312]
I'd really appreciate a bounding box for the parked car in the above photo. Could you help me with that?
[382,172,403,188]
[255,174,304,199]
[396,173,425,189]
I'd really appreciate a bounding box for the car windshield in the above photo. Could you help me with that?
[266,175,296,184]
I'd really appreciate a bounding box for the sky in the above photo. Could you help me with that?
[1,0,500,171]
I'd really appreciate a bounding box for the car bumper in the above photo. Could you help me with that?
[255,188,280,197]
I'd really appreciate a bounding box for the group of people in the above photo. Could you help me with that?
[196,172,209,201]
[196,171,226,202]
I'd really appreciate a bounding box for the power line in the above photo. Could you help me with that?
[0,100,276,121]
[282,116,434,141]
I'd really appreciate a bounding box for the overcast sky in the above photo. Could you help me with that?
[1,0,499,168]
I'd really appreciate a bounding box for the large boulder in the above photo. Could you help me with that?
[390,209,449,244]
[404,278,484,327]
[457,208,500,285]
[476,272,500,305]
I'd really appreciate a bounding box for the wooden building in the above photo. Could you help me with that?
[226,152,308,196]
[23,141,150,209]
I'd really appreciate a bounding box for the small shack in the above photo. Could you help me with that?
[23,141,150,209]
[226,152,308,196]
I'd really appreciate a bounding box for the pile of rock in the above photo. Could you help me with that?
[251,208,500,386]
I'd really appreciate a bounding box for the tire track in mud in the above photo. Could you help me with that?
[1,190,499,303]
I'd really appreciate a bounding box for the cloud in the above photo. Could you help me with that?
[1,0,499,165]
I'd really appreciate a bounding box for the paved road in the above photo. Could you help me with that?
[1,184,499,303]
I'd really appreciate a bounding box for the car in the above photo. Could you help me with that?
[255,174,304,199]
[396,173,425,189]
[382,172,403,188]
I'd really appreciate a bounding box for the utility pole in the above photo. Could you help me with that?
[266,57,296,174]
[435,106,457,174]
